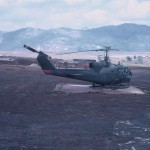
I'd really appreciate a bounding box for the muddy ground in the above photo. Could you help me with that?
[0,65,150,150]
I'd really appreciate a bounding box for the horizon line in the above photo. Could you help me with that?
[1,23,150,32]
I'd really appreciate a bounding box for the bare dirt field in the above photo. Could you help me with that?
[0,65,150,150]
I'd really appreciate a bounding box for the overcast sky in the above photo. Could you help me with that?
[0,0,150,31]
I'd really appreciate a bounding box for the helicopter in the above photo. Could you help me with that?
[23,44,132,87]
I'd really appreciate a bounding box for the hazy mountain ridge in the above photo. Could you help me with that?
[0,23,150,52]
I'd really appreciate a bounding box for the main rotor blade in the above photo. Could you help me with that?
[23,44,40,53]
[101,45,119,51]
[110,49,119,51]
[57,49,106,55]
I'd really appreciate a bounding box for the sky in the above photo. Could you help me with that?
[0,0,150,31]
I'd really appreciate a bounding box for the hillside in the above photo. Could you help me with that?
[0,23,150,52]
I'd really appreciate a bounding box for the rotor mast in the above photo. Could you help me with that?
[103,46,110,66]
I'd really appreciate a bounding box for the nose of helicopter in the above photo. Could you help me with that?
[125,74,132,82]
[125,69,132,82]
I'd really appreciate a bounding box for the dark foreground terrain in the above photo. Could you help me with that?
[0,65,150,150]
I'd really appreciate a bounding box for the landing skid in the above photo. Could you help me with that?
[91,83,105,87]
[109,84,130,90]
[91,83,129,89]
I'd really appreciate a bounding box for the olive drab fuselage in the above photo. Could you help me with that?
[37,51,132,85]
[24,45,132,86]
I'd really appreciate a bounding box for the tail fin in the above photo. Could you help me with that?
[23,44,55,74]
[37,51,55,74]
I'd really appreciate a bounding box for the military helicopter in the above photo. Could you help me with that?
[23,44,132,87]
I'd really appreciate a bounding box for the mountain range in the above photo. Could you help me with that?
[0,23,150,52]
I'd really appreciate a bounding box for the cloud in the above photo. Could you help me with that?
[84,9,109,23]
[0,0,46,8]
[125,0,150,18]
[0,0,8,7]
[18,0,45,2]
[0,0,150,31]
[107,0,150,18]
[64,0,88,5]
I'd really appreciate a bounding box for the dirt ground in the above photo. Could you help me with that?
[0,65,150,150]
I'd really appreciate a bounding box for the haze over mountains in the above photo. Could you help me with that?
[0,23,150,52]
